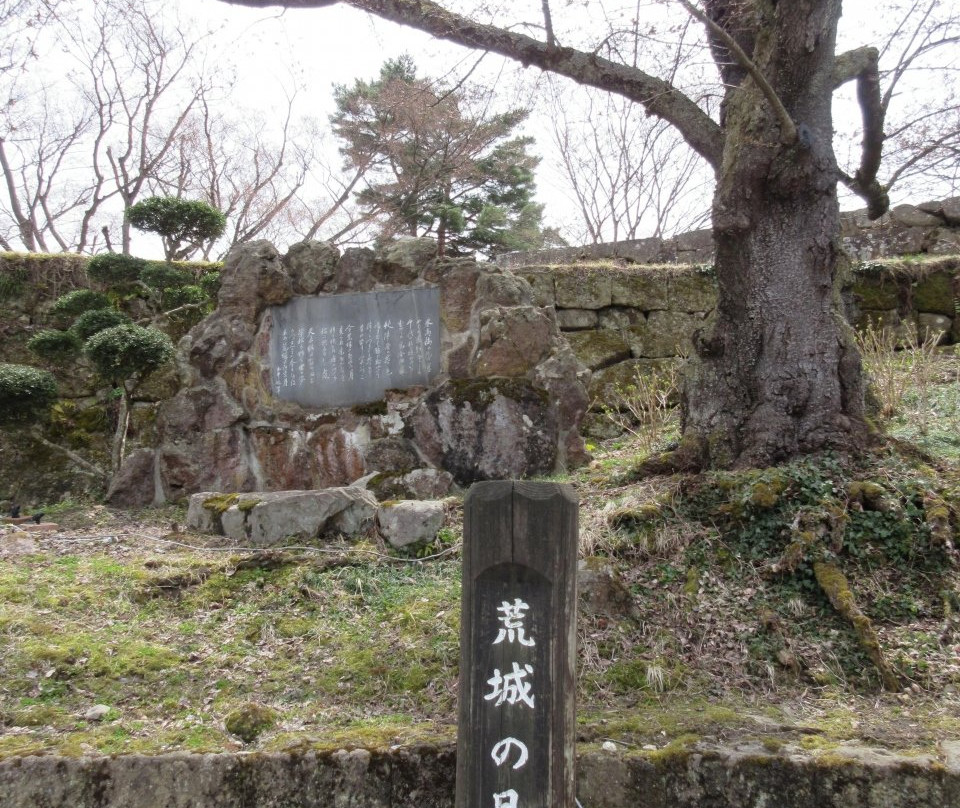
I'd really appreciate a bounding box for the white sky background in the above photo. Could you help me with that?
[25,0,960,256]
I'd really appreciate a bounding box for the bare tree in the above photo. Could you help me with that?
[157,91,314,257]
[0,99,91,252]
[545,81,711,244]
[216,0,958,472]
[835,0,960,206]
[64,0,218,253]
[0,0,62,76]
[0,0,77,251]
[0,0,378,256]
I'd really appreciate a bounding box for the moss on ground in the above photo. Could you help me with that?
[1,348,959,761]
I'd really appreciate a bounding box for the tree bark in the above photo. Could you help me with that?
[682,0,867,467]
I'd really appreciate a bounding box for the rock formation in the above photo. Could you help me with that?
[108,238,591,505]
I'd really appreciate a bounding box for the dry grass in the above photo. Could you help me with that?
[597,361,682,456]
[2,346,960,759]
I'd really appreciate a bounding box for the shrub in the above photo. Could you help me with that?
[71,308,131,341]
[126,197,226,261]
[27,329,83,363]
[140,261,193,291]
[198,270,221,298]
[84,324,174,383]
[87,253,147,287]
[0,363,58,425]
[50,289,112,319]
[162,284,207,309]
[0,266,28,300]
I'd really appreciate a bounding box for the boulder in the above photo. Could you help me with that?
[377,500,445,549]
[106,449,157,507]
[628,311,701,358]
[334,248,376,292]
[472,306,557,377]
[363,468,457,501]
[566,330,632,371]
[515,269,556,307]
[375,238,437,284]
[411,378,558,485]
[578,557,636,618]
[928,229,960,255]
[283,240,340,295]
[186,488,378,545]
[673,227,714,259]
[476,270,534,307]
[917,313,952,343]
[889,204,943,228]
[852,274,902,311]
[400,468,456,499]
[913,271,957,316]
[610,268,671,309]
[941,197,960,225]
[426,259,481,332]
[218,240,292,318]
[597,306,645,330]
[669,270,718,312]
[363,436,421,474]
[557,308,599,330]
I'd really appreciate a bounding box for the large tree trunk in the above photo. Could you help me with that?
[682,0,867,468]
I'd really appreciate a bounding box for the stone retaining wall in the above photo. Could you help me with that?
[1,742,957,807]
[511,257,960,417]
[3,210,959,504]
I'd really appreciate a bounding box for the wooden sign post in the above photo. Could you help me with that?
[456,481,578,808]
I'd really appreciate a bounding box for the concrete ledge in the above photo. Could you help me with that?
[1,742,957,807]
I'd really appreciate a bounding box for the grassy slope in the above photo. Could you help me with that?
[0,349,958,760]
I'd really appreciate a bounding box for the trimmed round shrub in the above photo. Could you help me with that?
[27,329,83,363]
[50,289,112,319]
[84,324,174,382]
[126,197,226,259]
[140,261,193,291]
[87,253,147,287]
[71,308,131,341]
[0,363,58,425]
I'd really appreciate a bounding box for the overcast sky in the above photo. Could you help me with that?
[189,0,958,220]
[23,1,960,255]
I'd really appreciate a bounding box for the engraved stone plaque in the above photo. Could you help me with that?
[269,287,441,408]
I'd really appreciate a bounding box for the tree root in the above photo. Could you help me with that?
[813,560,900,691]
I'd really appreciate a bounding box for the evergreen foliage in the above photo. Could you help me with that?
[140,262,193,291]
[0,363,58,425]
[162,284,207,309]
[332,55,557,257]
[71,308,131,341]
[50,289,112,319]
[126,197,226,261]
[27,329,83,363]
[84,324,174,384]
[87,253,147,287]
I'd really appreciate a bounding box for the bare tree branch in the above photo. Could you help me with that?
[834,46,888,217]
[215,0,724,169]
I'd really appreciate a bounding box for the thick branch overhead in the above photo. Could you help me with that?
[833,46,888,218]
[214,0,724,168]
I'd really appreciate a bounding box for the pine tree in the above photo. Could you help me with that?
[332,56,555,257]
